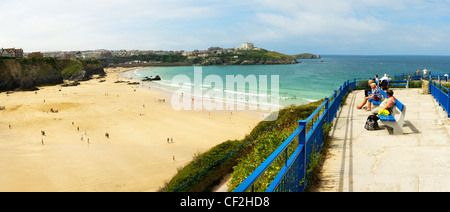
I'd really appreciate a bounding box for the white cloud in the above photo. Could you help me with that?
[241,0,450,54]
[0,0,225,51]
[1,0,450,54]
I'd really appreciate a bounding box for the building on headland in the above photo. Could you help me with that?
[28,52,44,58]
[239,42,254,50]
[235,42,260,51]
[2,42,261,61]
[1,48,24,58]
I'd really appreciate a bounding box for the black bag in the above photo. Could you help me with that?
[380,80,389,90]
[364,115,380,131]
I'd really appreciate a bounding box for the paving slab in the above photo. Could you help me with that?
[315,88,450,192]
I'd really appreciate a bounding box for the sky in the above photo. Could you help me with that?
[1,0,450,55]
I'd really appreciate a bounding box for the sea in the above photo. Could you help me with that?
[119,55,450,109]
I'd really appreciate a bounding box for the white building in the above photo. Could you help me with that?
[236,43,255,50]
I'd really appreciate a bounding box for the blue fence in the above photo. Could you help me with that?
[234,80,355,192]
[429,74,450,82]
[393,73,423,81]
[429,80,450,118]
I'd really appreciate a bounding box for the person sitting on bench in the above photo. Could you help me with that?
[372,89,396,116]
[357,83,381,111]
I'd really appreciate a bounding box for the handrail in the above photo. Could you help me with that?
[234,80,354,192]
[266,144,303,192]
[234,126,303,192]
[429,80,450,117]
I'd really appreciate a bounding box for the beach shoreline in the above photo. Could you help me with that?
[0,67,261,191]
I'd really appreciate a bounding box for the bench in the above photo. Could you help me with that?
[369,81,408,105]
[377,90,407,135]
[388,80,409,88]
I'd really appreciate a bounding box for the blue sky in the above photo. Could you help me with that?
[1,0,450,55]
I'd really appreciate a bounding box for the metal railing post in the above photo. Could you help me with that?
[298,120,307,190]
[325,98,330,123]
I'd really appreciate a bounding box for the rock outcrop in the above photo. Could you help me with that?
[0,58,105,92]
[142,75,161,81]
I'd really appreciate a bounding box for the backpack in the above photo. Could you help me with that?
[364,115,380,131]
[380,80,389,90]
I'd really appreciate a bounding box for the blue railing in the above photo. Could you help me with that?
[393,73,423,81]
[234,80,355,192]
[429,80,450,118]
[429,74,450,82]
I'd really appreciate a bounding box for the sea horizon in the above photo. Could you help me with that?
[120,55,450,109]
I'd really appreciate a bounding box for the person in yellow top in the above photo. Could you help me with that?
[372,89,396,116]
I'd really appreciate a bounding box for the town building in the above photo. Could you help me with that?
[1,48,24,58]
[28,52,44,58]
[236,43,255,50]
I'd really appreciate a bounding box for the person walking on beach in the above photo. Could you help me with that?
[41,138,44,145]
[170,137,173,143]
[167,137,170,143]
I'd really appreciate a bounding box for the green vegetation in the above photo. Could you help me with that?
[227,101,328,192]
[355,79,424,90]
[162,100,326,192]
[227,127,292,191]
[110,54,189,64]
[408,80,423,88]
[214,49,297,64]
[61,60,83,76]
[60,59,103,77]
[293,53,321,59]
[162,139,244,192]
[104,49,297,66]
[237,49,296,61]
[19,57,58,69]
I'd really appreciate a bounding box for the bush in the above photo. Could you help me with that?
[227,101,324,192]
[163,100,324,192]
[408,80,422,88]
[162,139,244,192]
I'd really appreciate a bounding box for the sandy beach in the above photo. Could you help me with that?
[0,67,261,192]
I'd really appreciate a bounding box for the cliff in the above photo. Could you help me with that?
[199,49,298,66]
[293,53,321,59]
[0,58,105,92]
[102,49,298,67]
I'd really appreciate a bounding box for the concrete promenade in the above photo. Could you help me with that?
[315,88,450,192]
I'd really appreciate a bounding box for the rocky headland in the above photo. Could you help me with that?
[0,58,105,92]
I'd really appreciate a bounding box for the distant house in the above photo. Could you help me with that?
[235,43,255,51]
[208,57,220,61]
[65,53,76,59]
[1,48,23,58]
[15,49,24,58]
[28,52,44,58]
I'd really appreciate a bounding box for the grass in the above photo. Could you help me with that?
[61,60,83,76]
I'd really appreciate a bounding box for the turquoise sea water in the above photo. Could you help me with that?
[120,55,450,108]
